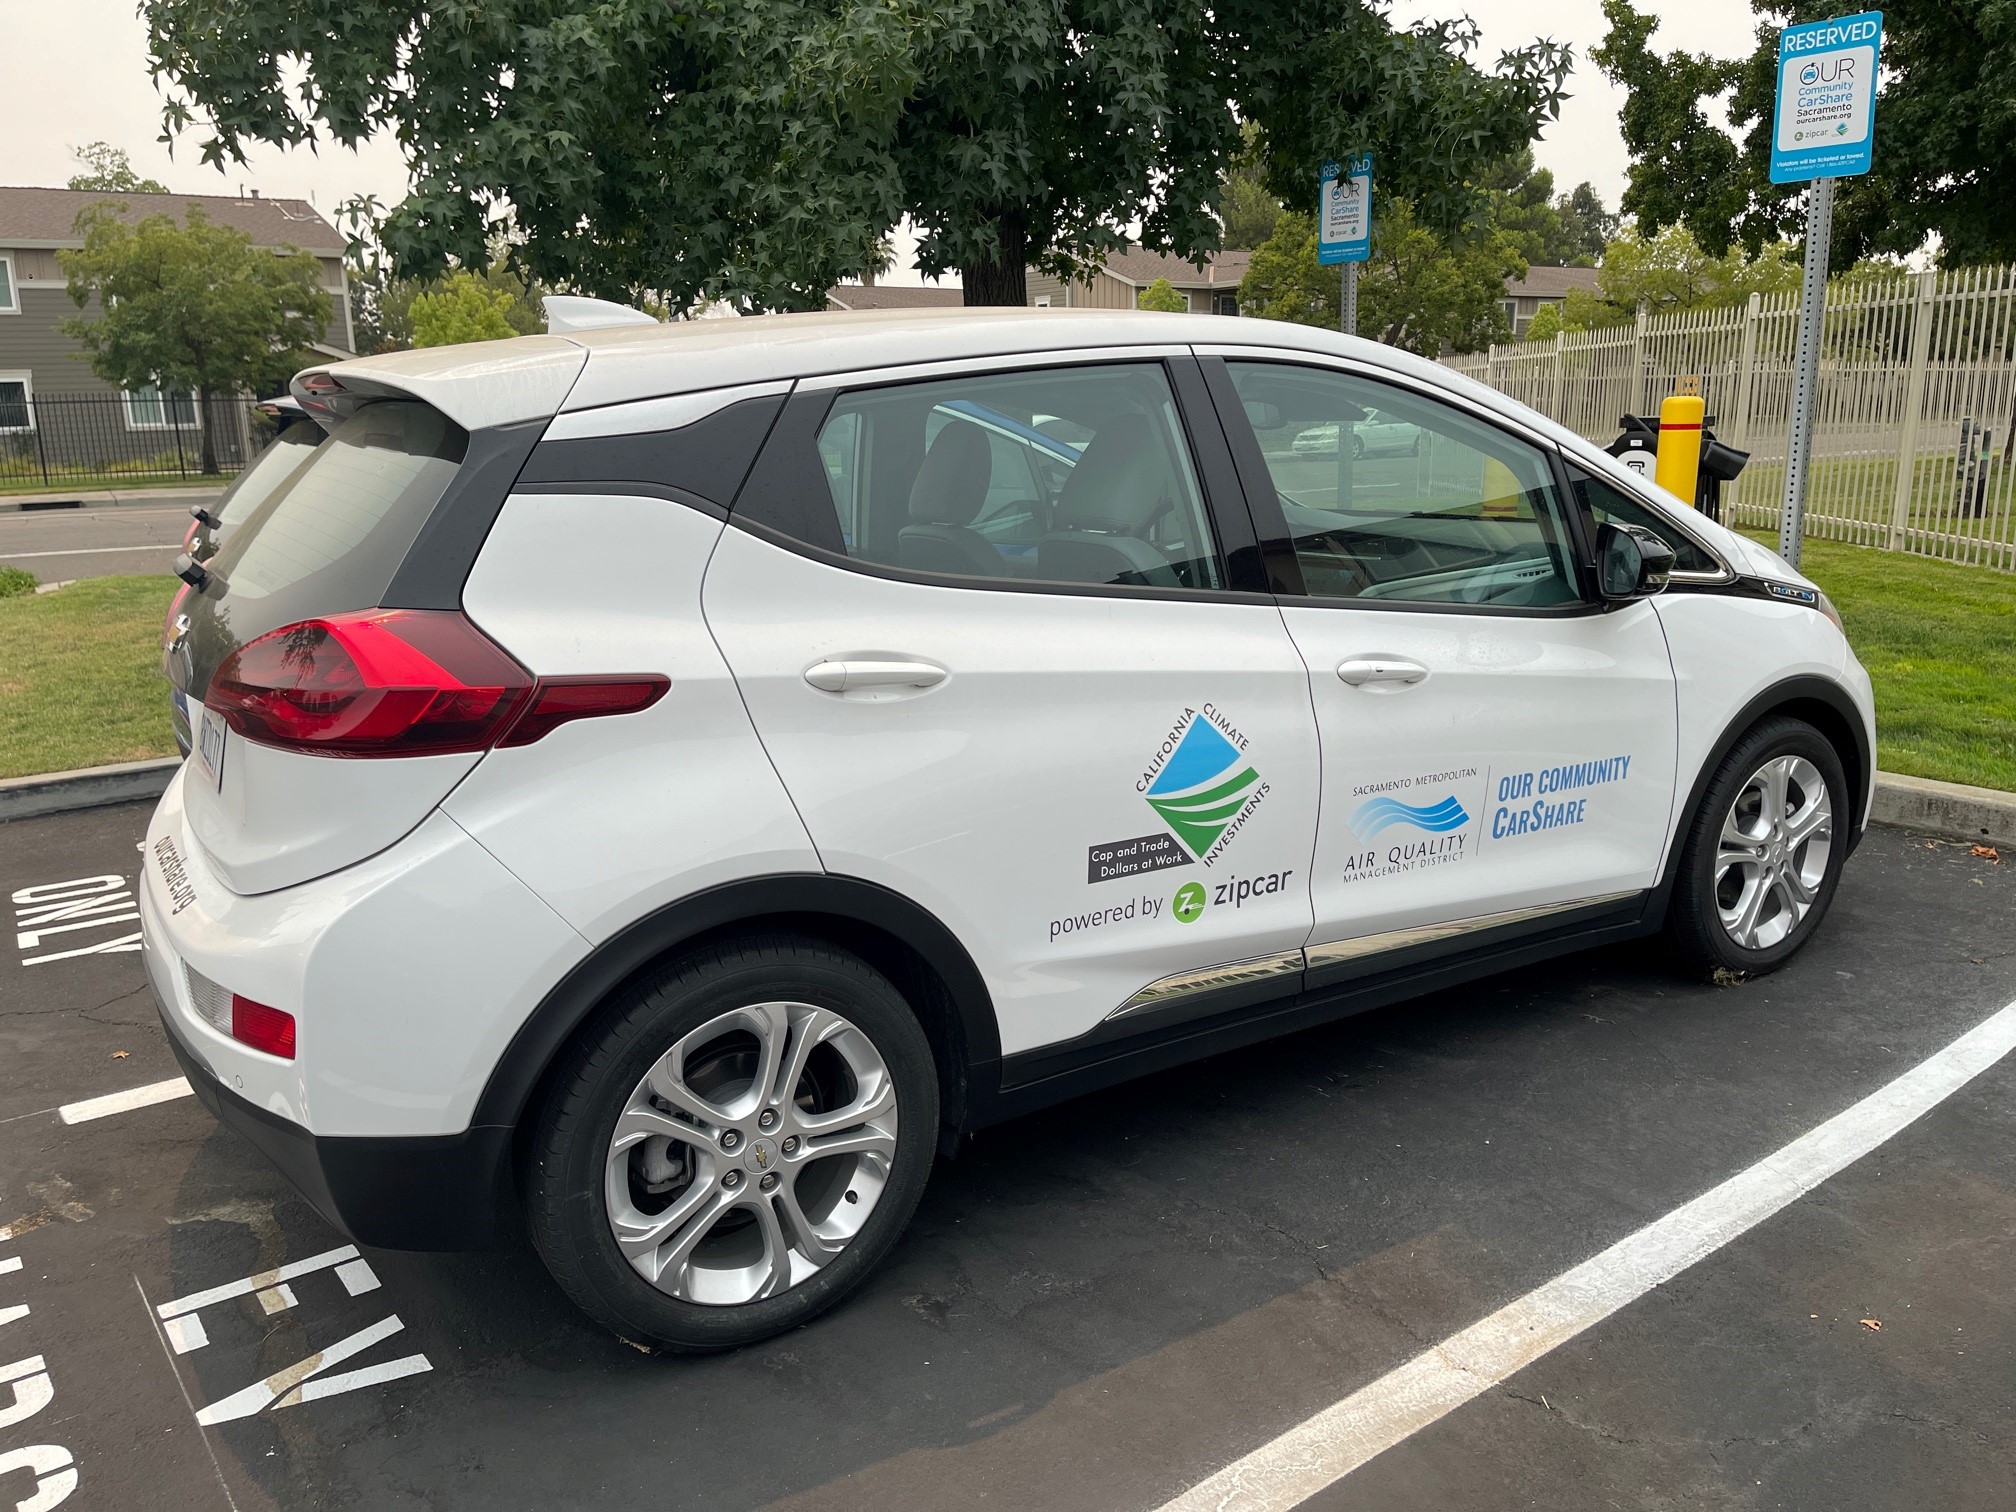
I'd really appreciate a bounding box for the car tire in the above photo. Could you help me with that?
[525,934,939,1353]
[1351,433,1366,459]
[1666,716,1850,977]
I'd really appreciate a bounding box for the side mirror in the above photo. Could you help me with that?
[1595,521,1676,601]
[1241,400,1283,430]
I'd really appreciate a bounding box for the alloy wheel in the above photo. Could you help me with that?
[603,1002,899,1306]
[1713,754,1835,951]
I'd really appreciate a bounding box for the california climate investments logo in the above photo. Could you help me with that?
[1087,705,1271,883]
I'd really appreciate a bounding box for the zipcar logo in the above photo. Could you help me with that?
[1348,794,1470,837]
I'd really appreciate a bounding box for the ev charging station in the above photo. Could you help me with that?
[1770,10,1884,566]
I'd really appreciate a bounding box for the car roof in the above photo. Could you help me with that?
[305,306,1590,458]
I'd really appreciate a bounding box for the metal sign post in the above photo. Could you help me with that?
[1768,10,1883,567]
[1780,176,1834,564]
[1318,154,1372,337]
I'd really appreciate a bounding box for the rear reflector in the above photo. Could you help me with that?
[499,675,670,747]
[185,965,296,1059]
[231,996,297,1060]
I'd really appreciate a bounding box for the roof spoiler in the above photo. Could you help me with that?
[544,295,658,335]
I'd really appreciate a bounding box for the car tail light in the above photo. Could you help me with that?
[205,609,531,757]
[186,965,296,1059]
[498,675,669,747]
[205,609,665,757]
[231,996,297,1059]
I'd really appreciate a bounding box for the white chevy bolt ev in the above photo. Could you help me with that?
[143,308,1875,1351]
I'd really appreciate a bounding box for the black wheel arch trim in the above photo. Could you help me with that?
[471,873,1003,1135]
[1656,673,1873,911]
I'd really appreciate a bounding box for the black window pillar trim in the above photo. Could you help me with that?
[1165,354,1267,594]
[1194,354,1307,596]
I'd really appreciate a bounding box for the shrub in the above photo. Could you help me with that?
[0,565,40,599]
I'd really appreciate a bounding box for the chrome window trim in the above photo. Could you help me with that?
[794,345,1192,393]
[543,379,792,441]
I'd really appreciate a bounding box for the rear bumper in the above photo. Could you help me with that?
[157,998,517,1252]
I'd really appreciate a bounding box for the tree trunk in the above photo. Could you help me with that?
[198,386,219,475]
[961,214,1029,306]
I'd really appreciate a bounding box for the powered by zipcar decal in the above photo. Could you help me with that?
[1087,705,1270,882]
[1488,755,1631,840]
[1340,768,1481,884]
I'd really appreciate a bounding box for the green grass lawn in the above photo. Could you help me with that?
[0,574,179,779]
[2,554,2012,793]
[1742,533,2016,792]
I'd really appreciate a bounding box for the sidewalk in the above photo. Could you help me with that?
[0,484,226,513]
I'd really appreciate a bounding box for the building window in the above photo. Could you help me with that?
[0,254,17,314]
[124,384,201,430]
[1213,291,1239,317]
[0,372,32,432]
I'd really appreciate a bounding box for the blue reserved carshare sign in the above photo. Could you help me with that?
[1770,11,1882,183]
[1317,155,1372,266]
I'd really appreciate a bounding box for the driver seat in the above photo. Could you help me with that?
[897,421,1001,578]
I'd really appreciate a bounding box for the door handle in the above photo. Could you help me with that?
[803,659,947,693]
[1337,658,1428,687]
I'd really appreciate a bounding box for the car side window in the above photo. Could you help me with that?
[785,363,1226,591]
[1227,362,1583,609]
[1567,465,1723,576]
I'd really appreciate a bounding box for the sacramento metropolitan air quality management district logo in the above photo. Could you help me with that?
[1087,706,1271,884]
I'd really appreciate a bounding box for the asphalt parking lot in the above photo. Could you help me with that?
[2,800,2011,1511]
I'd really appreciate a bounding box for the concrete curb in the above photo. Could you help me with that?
[0,757,180,822]
[0,486,225,513]
[1871,772,2016,849]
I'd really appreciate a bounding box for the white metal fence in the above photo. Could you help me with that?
[1442,264,2016,570]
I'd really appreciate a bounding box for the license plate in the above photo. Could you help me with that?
[196,708,227,792]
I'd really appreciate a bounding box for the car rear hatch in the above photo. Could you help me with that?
[168,396,520,894]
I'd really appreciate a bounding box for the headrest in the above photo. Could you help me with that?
[908,420,992,525]
[1053,413,1169,533]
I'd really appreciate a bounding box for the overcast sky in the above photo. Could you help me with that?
[2,0,1759,281]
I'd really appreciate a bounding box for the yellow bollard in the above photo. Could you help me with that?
[1655,394,1705,506]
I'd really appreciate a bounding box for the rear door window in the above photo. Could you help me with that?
[751,363,1226,592]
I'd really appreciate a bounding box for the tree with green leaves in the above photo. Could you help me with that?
[59,206,330,472]
[1217,123,1283,251]
[1136,278,1189,313]
[1241,200,1525,355]
[1594,0,2016,266]
[144,1,1567,310]
[66,143,168,195]
[410,271,522,347]
[1480,150,1614,268]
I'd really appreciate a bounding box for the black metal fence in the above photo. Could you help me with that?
[0,393,279,492]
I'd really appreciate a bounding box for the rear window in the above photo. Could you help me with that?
[181,401,467,693]
[212,427,322,533]
[208,400,466,614]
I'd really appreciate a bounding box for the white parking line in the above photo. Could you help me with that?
[1157,999,2016,1512]
[57,1077,193,1125]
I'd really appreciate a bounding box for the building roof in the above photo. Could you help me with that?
[0,185,346,254]
[824,283,964,311]
[1100,247,1250,288]
[1506,264,1602,299]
